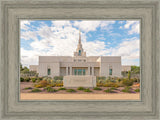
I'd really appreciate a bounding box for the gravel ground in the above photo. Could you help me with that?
[20,82,140,94]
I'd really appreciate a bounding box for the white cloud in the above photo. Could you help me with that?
[51,21,72,27]
[118,21,124,24]
[110,37,140,65]
[20,20,32,30]
[124,21,140,34]
[20,20,139,66]
[73,21,115,32]
[21,31,38,41]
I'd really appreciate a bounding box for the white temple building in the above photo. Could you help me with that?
[30,31,123,78]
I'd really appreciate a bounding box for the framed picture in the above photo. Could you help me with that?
[0,0,159,120]
[20,19,141,101]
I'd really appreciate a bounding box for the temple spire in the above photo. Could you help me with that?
[79,30,81,44]
[73,30,86,57]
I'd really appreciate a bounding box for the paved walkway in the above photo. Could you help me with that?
[20,93,140,100]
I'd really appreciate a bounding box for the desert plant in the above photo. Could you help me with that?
[77,87,85,90]
[39,80,49,87]
[134,88,140,92]
[34,84,43,88]
[110,87,117,90]
[31,77,36,83]
[104,88,115,93]
[45,87,57,92]
[84,88,92,92]
[122,78,133,86]
[58,87,66,90]
[31,88,41,92]
[93,87,102,90]
[54,76,63,80]
[55,83,63,87]
[24,87,32,90]
[128,71,131,80]
[20,77,24,82]
[103,82,119,88]
[122,86,132,93]
[24,77,30,82]
[66,89,76,92]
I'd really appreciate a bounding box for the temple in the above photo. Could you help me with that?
[29,31,123,87]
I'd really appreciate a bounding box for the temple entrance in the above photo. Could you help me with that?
[74,69,86,75]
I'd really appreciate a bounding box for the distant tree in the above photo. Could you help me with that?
[20,63,23,71]
[131,66,140,74]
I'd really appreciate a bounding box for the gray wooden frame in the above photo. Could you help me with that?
[0,0,159,119]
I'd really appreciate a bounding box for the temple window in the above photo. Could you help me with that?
[78,50,81,56]
[48,68,51,75]
[109,68,112,75]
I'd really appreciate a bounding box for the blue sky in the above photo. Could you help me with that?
[20,20,140,66]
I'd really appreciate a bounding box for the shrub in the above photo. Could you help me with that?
[97,83,104,87]
[24,77,30,82]
[55,83,63,87]
[77,87,85,90]
[84,88,92,92]
[46,84,55,87]
[110,87,117,90]
[66,89,76,92]
[93,87,102,90]
[135,88,140,92]
[104,82,119,87]
[58,87,66,90]
[104,88,115,93]
[96,76,106,81]
[34,84,43,88]
[45,87,57,92]
[31,78,36,83]
[122,79,133,86]
[39,80,49,87]
[122,86,132,93]
[20,77,24,82]
[31,88,41,92]
[24,87,32,90]
[54,76,63,80]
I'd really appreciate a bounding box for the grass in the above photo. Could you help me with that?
[24,87,32,90]
[77,87,85,90]
[31,88,42,92]
[134,88,140,92]
[93,87,102,90]
[84,88,92,92]
[66,89,76,92]
[58,87,66,90]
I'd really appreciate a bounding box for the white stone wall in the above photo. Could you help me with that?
[60,67,66,76]
[99,56,122,77]
[122,65,131,71]
[29,65,38,72]
[37,56,122,78]
[38,62,60,77]
[63,75,96,87]
[94,67,100,76]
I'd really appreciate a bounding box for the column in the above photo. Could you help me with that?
[92,67,94,76]
[70,66,72,75]
[66,67,68,75]
[88,66,90,75]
